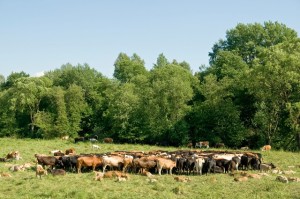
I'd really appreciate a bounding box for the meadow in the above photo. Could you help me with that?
[0,138,299,199]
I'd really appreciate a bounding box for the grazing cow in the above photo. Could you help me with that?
[36,164,48,179]
[49,169,66,176]
[35,154,64,169]
[103,138,113,143]
[187,142,193,149]
[102,155,124,172]
[240,146,249,150]
[77,156,102,173]
[90,138,98,143]
[65,148,76,155]
[195,141,209,148]
[133,156,157,174]
[92,144,100,150]
[215,143,225,148]
[155,157,176,175]
[261,145,271,151]
[74,137,85,143]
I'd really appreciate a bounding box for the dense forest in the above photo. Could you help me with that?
[1,21,300,151]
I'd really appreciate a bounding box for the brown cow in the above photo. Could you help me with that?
[187,142,193,149]
[155,157,176,175]
[65,148,76,155]
[261,145,271,151]
[35,154,63,169]
[103,138,113,143]
[77,156,102,173]
[133,156,157,173]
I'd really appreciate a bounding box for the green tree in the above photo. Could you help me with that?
[7,77,52,137]
[103,82,142,142]
[148,63,195,144]
[65,84,88,137]
[113,53,148,83]
[154,53,169,68]
[248,39,300,148]
[209,21,297,65]
[200,21,300,149]
[2,71,29,90]
[46,63,105,135]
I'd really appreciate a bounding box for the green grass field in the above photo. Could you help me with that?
[0,138,299,199]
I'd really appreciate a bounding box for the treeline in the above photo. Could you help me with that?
[1,21,300,150]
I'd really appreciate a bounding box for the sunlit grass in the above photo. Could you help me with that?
[0,138,299,199]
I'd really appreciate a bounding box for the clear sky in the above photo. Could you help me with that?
[1,1,299,78]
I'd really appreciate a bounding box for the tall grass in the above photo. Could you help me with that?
[0,138,299,199]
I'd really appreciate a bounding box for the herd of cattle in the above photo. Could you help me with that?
[1,142,299,183]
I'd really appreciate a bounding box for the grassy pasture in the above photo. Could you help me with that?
[0,138,299,199]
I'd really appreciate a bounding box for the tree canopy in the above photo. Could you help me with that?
[0,21,299,150]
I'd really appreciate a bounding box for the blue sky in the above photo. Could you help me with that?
[1,1,299,78]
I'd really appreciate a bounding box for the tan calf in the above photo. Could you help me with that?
[36,164,48,179]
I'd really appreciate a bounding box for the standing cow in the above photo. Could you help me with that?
[103,138,113,143]
[195,141,209,148]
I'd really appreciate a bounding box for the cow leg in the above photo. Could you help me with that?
[77,165,81,173]
[103,165,107,173]
[158,167,162,175]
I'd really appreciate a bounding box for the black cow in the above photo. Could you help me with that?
[186,158,195,175]
[202,157,216,175]
[176,158,187,175]
[74,137,85,143]
[249,157,261,170]
[215,159,230,173]
[60,155,80,172]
